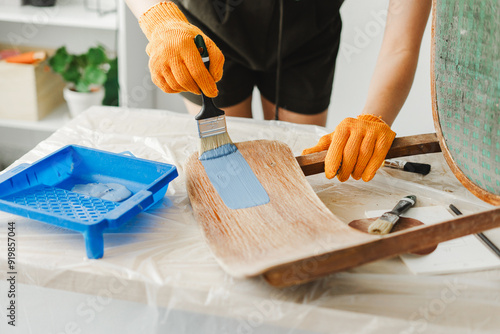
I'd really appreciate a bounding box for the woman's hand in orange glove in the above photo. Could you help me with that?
[302,114,396,182]
[139,2,224,97]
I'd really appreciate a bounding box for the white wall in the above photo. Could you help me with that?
[330,0,434,136]
[155,0,435,136]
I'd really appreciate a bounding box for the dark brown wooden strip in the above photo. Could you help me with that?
[296,133,441,176]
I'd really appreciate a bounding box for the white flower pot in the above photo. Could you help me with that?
[63,86,105,118]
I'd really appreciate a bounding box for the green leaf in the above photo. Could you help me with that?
[75,80,90,93]
[49,45,112,91]
[103,57,119,106]
[61,63,81,84]
[87,46,107,65]
[49,46,71,74]
[83,65,107,86]
[74,54,88,69]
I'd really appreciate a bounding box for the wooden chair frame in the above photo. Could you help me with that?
[263,133,500,287]
[262,0,500,287]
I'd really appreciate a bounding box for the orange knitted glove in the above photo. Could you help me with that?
[139,2,224,97]
[302,114,396,182]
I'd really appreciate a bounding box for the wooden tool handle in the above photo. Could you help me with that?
[296,133,441,176]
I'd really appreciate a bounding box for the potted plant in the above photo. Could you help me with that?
[49,46,116,117]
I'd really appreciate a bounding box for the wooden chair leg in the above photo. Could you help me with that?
[297,133,441,176]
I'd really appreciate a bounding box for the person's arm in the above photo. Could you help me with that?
[123,1,224,97]
[362,0,432,126]
[125,0,166,19]
[303,0,432,182]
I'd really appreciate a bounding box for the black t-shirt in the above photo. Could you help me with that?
[174,0,344,71]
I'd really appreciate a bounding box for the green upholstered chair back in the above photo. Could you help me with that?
[432,0,500,204]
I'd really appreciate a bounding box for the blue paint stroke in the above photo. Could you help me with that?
[199,144,270,210]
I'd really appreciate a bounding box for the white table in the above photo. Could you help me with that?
[0,106,499,334]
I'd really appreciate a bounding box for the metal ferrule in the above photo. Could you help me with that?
[197,116,227,138]
[384,159,407,170]
[400,197,416,206]
[379,212,399,225]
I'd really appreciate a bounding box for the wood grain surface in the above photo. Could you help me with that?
[297,133,441,176]
[185,140,374,278]
[264,206,500,287]
[348,217,437,255]
[186,139,500,287]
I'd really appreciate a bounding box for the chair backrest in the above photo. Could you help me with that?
[431,0,500,205]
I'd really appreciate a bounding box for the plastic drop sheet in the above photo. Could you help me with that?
[0,106,499,334]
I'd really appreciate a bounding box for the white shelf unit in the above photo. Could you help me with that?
[0,0,117,30]
[0,103,71,132]
[0,1,153,167]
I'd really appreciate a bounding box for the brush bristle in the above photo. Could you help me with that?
[368,218,394,235]
[199,132,234,155]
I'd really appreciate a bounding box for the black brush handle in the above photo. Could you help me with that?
[403,162,431,175]
[194,34,210,70]
[193,35,224,120]
[388,195,417,216]
[384,159,431,175]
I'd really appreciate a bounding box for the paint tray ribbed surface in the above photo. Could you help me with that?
[0,145,178,259]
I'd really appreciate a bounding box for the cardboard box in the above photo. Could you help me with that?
[0,45,65,121]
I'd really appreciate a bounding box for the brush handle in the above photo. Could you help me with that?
[193,35,224,120]
[194,34,210,70]
[388,195,416,216]
[384,159,431,175]
[403,162,431,175]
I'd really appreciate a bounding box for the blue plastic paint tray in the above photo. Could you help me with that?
[0,145,178,259]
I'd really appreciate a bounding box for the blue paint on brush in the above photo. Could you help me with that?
[199,144,270,210]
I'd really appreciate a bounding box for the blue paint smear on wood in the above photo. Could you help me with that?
[199,144,270,210]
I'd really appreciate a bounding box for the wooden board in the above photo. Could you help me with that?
[348,217,437,255]
[186,139,500,287]
[185,140,374,278]
[297,133,441,176]
[264,206,500,287]
[431,0,500,205]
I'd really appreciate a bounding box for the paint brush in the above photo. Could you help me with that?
[368,195,417,235]
[383,159,431,175]
[449,204,500,258]
[194,35,233,156]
